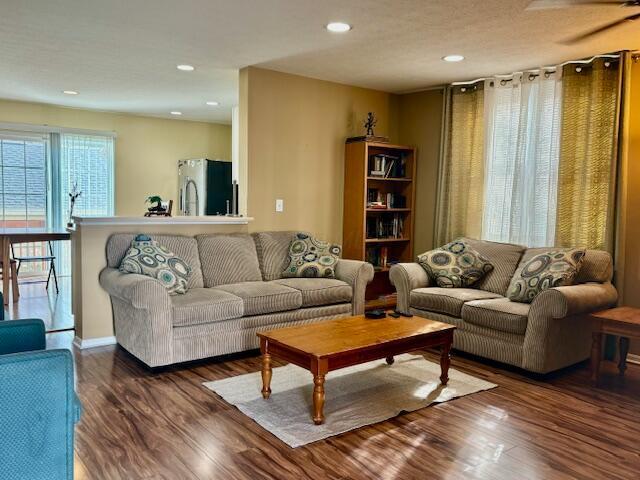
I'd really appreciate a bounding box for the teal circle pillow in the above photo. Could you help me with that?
[417,239,493,288]
[282,233,341,278]
[119,236,192,295]
[507,249,585,303]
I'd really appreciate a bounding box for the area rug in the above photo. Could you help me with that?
[203,353,497,448]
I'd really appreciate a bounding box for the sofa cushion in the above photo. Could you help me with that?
[171,288,244,327]
[410,288,502,317]
[507,249,585,303]
[215,281,302,316]
[417,239,493,288]
[196,234,262,287]
[252,231,297,281]
[106,234,204,288]
[462,238,525,296]
[273,278,352,307]
[462,298,530,335]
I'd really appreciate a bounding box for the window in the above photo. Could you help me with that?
[57,133,114,226]
[53,133,115,274]
[482,71,562,247]
[0,133,48,228]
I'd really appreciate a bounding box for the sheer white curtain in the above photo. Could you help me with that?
[482,70,562,247]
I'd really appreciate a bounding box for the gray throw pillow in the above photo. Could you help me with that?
[119,234,192,295]
[417,239,494,288]
[507,248,585,304]
[282,233,341,278]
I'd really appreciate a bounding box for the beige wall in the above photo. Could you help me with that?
[397,89,444,257]
[0,99,231,216]
[240,67,399,244]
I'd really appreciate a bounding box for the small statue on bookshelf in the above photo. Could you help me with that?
[364,112,377,136]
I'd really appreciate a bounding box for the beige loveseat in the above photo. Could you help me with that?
[100,231,374,367]
[390,238,618,374]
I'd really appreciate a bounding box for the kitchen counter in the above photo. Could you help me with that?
[72,215,252,226]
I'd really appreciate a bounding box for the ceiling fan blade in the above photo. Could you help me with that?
[561,13,640,43]
[527,0,625,10]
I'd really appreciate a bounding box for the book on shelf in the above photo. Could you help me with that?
[368,154,407,178]
[367,188,406,209]
[366,214,405,239]
[368,202,387,209]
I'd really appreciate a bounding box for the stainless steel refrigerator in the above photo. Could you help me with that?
[178,159,232,216]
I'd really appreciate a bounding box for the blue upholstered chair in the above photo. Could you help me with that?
[0,315,82,480]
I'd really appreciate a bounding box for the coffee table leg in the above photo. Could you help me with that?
[385,356,394,365]
[440,333,452,385]
[260,339,272,399]
[313,374,325,425]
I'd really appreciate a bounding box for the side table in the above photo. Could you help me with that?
[590,306,640,384]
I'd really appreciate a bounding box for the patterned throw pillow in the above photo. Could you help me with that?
[282,233,341,278]
[119,234,192,295]
[507,249,585,304]
[417,239,494,288]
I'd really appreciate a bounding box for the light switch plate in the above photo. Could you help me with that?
[275,199,284,212]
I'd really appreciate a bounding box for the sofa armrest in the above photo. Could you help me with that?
[389,263,430,314]
[0,349,78,479]
[522,282,618,373]
[530,282,618,319]
[99,268,170,310]
[100,268,176,367]
[335,259,375,315]
[0,319,46,355]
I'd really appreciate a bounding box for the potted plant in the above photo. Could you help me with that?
[145,195,166,214]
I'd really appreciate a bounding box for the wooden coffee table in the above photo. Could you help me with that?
[257,314,456,425]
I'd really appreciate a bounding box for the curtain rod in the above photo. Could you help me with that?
[451,53,622,86]
[0,121,117,138]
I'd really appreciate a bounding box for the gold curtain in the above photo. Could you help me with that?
[434,83,485,246]
[613,51,632,301]
[555,58,621,251]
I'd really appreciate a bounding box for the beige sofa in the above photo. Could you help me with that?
[390,238,618,374]
[100,231,374,367]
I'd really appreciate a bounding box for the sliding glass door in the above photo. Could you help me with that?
[0,133,50,276]
[0,129,115,278]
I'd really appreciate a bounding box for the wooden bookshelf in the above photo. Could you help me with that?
[342,140,416,311]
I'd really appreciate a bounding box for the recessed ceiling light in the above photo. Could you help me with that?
[63,90,79,95]
[205,101,219,106]
[176,64,195,71]
[170,111,182,116]
[325,22,352,33]
[442,55,465,63]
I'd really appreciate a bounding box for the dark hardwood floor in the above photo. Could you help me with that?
[53,332,640,480]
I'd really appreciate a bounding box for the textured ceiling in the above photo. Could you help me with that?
[1,0,639,123]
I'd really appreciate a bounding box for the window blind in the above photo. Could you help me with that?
[58,133,114,222]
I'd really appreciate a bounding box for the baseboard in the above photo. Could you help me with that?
[628,354,640,365]
[73,335,117,349]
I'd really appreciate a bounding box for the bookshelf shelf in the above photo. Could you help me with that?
[342,140,416,311]
[366,208,411,213]
[365,238,410,243]
[366,177,412,182]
